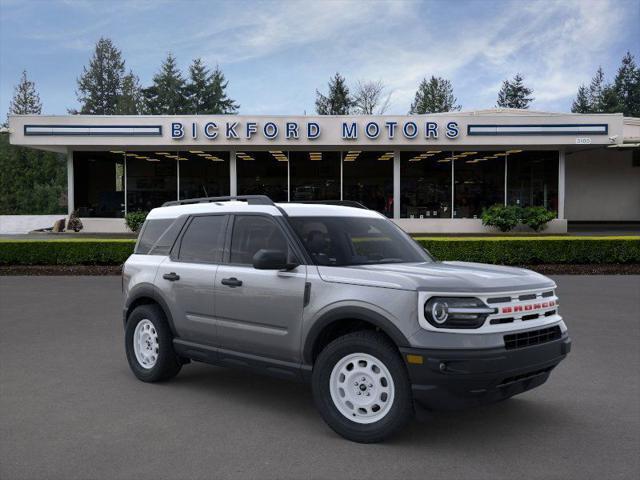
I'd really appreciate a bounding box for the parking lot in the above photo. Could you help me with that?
[1,275,639,480]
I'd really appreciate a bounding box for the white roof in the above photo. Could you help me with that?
[146,201,381,220]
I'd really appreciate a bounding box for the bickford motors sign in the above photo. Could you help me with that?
[171,119,461,141]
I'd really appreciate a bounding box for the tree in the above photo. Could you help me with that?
[571,85,591,113]
[8,70,42,117]
[116,71,144,115]
[613,51,640,117]
[207,65,239,114]
[587,67,608,112]
[409,76,460,114]
[185,59,239,114]
[315,73,353,115]
[74,37,126,114]
[143,53,188,114]
[186,58,209,114]
[496,74,534,109]
[353,80,391,114]
[1,70,66,215]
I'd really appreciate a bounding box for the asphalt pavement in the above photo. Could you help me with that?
[1,275,639,480]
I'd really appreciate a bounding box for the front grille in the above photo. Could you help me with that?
[504,326,561,350]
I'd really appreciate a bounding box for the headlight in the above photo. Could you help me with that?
[424,297,495,329]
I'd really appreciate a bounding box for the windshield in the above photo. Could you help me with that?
[289,216,433,266]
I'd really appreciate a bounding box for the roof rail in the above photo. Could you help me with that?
[162,195,275,207]
[291,200,369,209]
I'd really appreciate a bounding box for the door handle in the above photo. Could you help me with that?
[162,272,180,281]
[221,277,243,287]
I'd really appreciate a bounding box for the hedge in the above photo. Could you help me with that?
[0,239,136,265]
[415,236,640,265]
[0,237,638,266]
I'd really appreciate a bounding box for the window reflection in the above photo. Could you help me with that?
[73,151,125,218]
[236,151,288,202]
[400,151,452,218]
[178,151,229,199]
[343,151,393,217]
[289,151,340,201]
[507,150,558,211]
[453,151,505,218]
[126,152,177,212]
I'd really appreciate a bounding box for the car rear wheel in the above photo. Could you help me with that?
[312,330,413,443]
[125,304,182,382]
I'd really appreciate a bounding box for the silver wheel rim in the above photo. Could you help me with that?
[329,352,395,424]
[133,319,159,369]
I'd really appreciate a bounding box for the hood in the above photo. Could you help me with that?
[316,261,555,293]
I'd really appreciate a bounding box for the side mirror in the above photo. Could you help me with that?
[252,249,297,270]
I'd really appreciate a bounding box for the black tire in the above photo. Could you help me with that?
[125,304,182,382]
[312,330,413,443]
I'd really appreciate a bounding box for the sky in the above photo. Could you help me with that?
[0,0,638,117]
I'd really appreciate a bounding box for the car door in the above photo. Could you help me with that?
[156,214,229,346]
[214,214,307,362]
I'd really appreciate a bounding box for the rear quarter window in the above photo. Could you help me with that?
[135,219,174,254]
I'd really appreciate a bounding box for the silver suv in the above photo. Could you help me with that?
[122,195,570,443]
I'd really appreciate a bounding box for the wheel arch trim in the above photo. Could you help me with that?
[124,283,177,336]
[303,306,410,364]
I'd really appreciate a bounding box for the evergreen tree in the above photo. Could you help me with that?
[613,51,640,117]
[571,85,591,113]
[186,58,209,114]
[207,65,239,114]
[75,37,126,114]
[8,70,42,116]
[116,71,144,115]
[185,59,239,114]
[496,73,534,109]
[143,53,188,114]
[587,67,607,112]
[409,76,460,114]
[315,73,353,115]
[2,71,66,214]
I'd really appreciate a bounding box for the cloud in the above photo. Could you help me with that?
[1,0,637,115]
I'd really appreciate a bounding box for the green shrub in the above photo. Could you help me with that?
[521,206,556,232]
[0,240,135,265]
[481,205,521,232]
[415,237,640,265]
[125,210,148,233]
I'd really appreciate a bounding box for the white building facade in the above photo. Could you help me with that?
[8,109,640,233]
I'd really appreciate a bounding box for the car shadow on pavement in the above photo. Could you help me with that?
[158,361,572,445]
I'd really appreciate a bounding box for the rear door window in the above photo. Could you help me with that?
[177,215,228,263]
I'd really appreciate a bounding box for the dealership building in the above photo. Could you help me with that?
[7,109,640,233]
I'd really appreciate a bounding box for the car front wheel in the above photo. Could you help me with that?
[312,330,413,443]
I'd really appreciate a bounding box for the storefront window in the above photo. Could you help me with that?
[453,151,505,218]
[73,151,125,217]
[126,152,177,212]
[400,151,452,218]
[343,151,393,216]
[289,151,340,201]
[236,151,288,202]
[507,150,558,212]
[177,151,230,199]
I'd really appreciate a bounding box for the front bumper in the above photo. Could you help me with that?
[400,333,571,410]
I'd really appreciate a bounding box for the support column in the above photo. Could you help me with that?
[558,149,566,219]
[229,150,237,196]
[66,149,74,216]
[393,150,400,219]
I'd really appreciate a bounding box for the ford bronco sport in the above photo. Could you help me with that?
[122,195,570,443]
